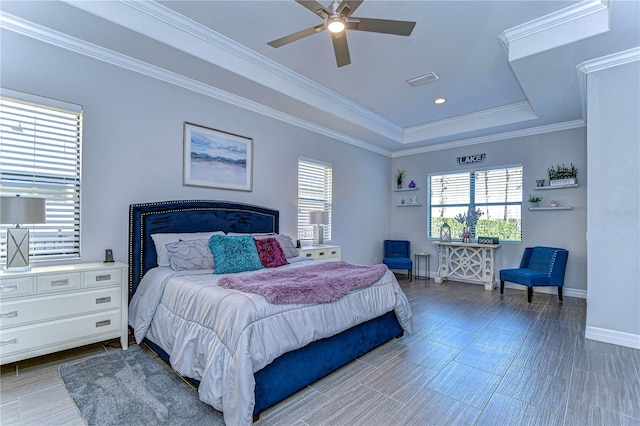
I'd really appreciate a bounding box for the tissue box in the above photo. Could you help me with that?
[477,236,499,245]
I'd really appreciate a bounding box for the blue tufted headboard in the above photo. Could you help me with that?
[128,200,279,297]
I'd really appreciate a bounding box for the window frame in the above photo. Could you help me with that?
[1,88,83,263]
[297,157,333,244]
[427,164,523,242]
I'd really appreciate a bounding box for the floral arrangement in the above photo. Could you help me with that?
[548,163,577,180]
[395,169,407,186]
[455,207,483,238]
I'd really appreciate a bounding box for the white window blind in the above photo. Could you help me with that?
[0,89,82,261]
[428,166,523,241]
[297,158,332,243]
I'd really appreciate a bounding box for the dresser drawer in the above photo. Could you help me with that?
[315,247,340,261]
[36,273,82,294]
[0,276,34,300]
[84,268,121,288]
[0,310,121,359]
[0,287,121,329]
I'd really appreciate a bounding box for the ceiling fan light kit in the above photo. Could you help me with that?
[268,0,416,67]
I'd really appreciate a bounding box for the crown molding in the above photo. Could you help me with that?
[403,101,537,144]
[0,11,391,157]
[576,47,640,121]
[61,0,404,143]
[392,120,585,158]
[499,0,609,61]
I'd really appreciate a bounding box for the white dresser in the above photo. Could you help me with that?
[0,262,128,364]
[299,245,341,262]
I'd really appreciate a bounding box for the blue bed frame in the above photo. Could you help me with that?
[128,200,403,419]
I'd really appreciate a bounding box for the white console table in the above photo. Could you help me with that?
[433,242,501,290]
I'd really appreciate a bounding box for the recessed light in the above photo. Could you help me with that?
[434,98,446,104]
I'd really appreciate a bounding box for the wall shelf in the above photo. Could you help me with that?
[394,187,420,192]
[528,206,573,211]
[396,203,422,207]
[534,184,578,190]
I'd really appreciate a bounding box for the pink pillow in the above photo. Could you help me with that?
[254,237,288,268]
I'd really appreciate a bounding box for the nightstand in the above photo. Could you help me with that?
[299,245,341,262]
[0,262,128,364]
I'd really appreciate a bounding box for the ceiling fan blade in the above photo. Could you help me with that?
[268,24,325,48]
[331,31,351,67]
[336,0,364,18]
[350,17,416,36]
[295,0,331,18]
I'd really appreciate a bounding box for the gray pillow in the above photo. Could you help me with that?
[166,239,215,271]
[255,234,299,258]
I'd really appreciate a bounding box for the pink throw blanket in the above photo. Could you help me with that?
[218,262,388,304]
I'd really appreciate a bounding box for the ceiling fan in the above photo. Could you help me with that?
[267,0,416,67]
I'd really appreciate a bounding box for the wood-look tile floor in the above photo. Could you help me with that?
[2,277,639,425]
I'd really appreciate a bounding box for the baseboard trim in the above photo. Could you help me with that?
[502,282,587,299]
[585,326,640,349]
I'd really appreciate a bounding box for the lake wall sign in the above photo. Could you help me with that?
[457,153,486,165]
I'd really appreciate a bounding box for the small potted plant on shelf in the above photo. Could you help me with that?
[395,169,407,189]
[528,194,543,207]
[548,163,577,186]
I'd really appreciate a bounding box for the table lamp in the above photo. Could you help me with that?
[308,211,328,246]
[1,195,46,271]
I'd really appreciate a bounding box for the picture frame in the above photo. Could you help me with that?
[183,122,253,191]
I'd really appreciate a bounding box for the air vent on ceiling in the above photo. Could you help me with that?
[407,72,439,87]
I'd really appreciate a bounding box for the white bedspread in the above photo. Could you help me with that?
[129,260,413,426]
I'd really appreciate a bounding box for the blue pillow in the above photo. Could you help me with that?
[209,234,264,274]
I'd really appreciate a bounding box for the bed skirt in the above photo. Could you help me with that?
[142,310,403,418]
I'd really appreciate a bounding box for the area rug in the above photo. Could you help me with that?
[59,345,224,426]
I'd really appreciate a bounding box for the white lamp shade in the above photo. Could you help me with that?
[308,211,327,225]
[1,196,46,224]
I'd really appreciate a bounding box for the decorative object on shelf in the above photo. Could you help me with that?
[104,249,115,263]
[477,236,500,245]
[528,194,543,207]
[410,195,418,204]
[395,169,407,189]
[548,163,577,187]
[308,211,327,246]
[400,198,406,205]
[183,122,253,192]
[536,179,545,187]
[549,200,558,207]
[408,180,416,188]
[440,222,452,242]
[454,207,483,239]
[0,195,46,271]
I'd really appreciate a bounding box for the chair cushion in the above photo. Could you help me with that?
[500,268,557,287]
[527,248,557,273]
[383,257,412,270]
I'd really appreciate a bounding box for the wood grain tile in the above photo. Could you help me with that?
[569,368,640,419]
[361,356,437,402]
[495,365,569,410]
[426,324,478,349]
[427,361,501,408]
[454,342,515,375]
[390,387,481,426]
[398,338,460,371]
[473,326,526,353]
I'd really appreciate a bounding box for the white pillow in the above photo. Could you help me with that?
[166,239,214,271]
[151,231,224,266]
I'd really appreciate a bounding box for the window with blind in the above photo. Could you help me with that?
[428,166,523,241]
[297,158,332,243]
[0,89,82,261]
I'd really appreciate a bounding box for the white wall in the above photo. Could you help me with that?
[390,128,588,295]
[585,59,640,349]
[0,31,391,266]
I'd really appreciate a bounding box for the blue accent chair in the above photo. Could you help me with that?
[500,246,569,303]
[383,240,412,281]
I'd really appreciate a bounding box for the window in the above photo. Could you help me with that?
[428,166,523,241]
[1,89,82,262]
[297,157,332,243]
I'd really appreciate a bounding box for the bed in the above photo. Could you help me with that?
[127,200,413,425]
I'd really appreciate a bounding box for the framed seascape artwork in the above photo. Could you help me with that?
[183,122,253,191]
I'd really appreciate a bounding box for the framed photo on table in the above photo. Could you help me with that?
[183,122,253,191]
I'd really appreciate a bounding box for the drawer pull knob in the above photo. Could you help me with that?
[0,338,18,346]
[0,311,18,319]
[51,279,69,287]
[319,252,325,256]
[95,320,111,327]
[95,274,112,281]
[305,253,312,257]
[95,296,112,304]
[0,285,18,292]
[331,251,336,255]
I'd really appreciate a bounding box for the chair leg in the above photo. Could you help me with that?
[527,287,533,303]
[500,280,504,294]
[558,286,563,302]
[409,269,412,282]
